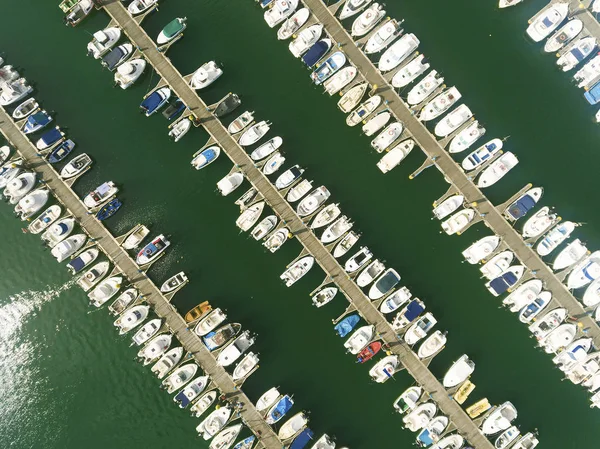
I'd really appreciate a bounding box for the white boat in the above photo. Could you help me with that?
[263,151,285,175]
[160,272,188,293]
[346,95,382,126]
[405,312,437,345]
[60,153,92,179]
[189,61,223,90]
[503,279,543,310]
[288,181,312,202]
[503,186,543,222]
[461,139,503,172]
[156,17,187,46]
[210,424,243,449]
[280,256,314,286]
[482,402,517,436]
[462,235,501,264]
[442,354,475,388]
[432,195,464,220]
[476,152,519,188]
[251,215,278,240]
[480,251,514,280]
[263,227,290,253]
[51,234,86,263]
[431,434,464,449]
[406,70,444,105]
[138,333,172,365]
[87,27,122,59]
[403,402,436,432]
[337,82,368,113]
[566,352,600,384]
[499,0,522,8]
[378,33,420,72]
[391,55,430,88]
[433,105,473,137]
[4,172,36,204]
[194,308,227,336]
[217,173,244,196]
[521,206,557,239]
[371,122,403,153]
[236,201,265,231]
[377,139,414,173]
[495,427,521,449]
[250,137,282,161]
[264,0,299,28]
[369,268,402,300]
[350,3,385,37]
[552,338,592,372]
[128,0,158,16]
[88,276,122,307]
[510,433,539,449]
[541,323,577,354]
[255,387,281,413]
[362,111,391,137]
[77,261,110,292]
[557,37,597,71]
[83,181,118,209]
[277,8,310,40]
[239,121,270,146]
[345,246,373,273]
[417,416,449,446]
[67,248,99,276]
[312,286,338,307]
[12,98,38,120]
[343,325,374,354]
[232,352,259,381]
[526,2,569,42]
[42,217,75,248]
[339,0,373,20]
[168,117,192,142]
[518,291,552,323]
[536,221,576,257]
[0,162,23,189]
[162,363,198,394]
[448,121,485,154]
[369,355,398,383]
[151,347,184,379]
[197,406,232,440]
[289,24,324,57]
[190,390,219,416]
[418,87,461,122]
[297,186,330,216]
[136,234,170,265]
[191,145,221,170]
[101,44,133,71]
[574,55,600,88]
[278,412,308,441]
[216,331,255,367]
[365,19,402,54]
[582,277,600,307]
[15,188,49,220]
[0,78,33,106]
[323,66,357,95]
[553,238,587,270]
[528,308,567,340]
[114,58,146,89]
[28,205,61,234]
[441,209,475,235]
[544,19,583,53]
[356,260,385,287]
[393,386,422,414]
[379,286,412,313]
[311,203,341,230]
[309,434,335,449]
[417,330,447,359]
[567,251,600,289]
[228,111,254,134]
[276,164,304,189]
[131,318,162,346]
[174,375,210,408]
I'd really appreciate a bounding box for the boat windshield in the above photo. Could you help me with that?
[375,271,400,292]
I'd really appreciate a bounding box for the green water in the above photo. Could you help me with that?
[1,0,599,448]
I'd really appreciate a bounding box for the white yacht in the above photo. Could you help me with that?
[236,201,265,232]
[544,19,583,53]
[541,323,577,354]
[296,186,330,216]
[582,277,600,307]
[216,331,255,367]
[51,234,86,263]
[344,246,373,273]
[88,276,122,307]
[343,325,374,354]
[346,95,382,126]
[339,0,373,20]
[174,375,210,408]
[87,27,121,59]
[210,425,243,449]
[264,0,299,28]
[114,58,146,89]
[60,153,92,179]
[557,37,597,71]
[418,87,461,121]
[255,387,281,414]
[277,8,310,40]
[239,121,271,146]
[378,33,420,72]
[108,288,139,316]
[521,206,557,239]
[337,82,368,113]
[351,3,385,37]
[433,105,472,137]
[574,55,600,88]
[232,352,259,381]
[365,19,402,54]
[499,0,523,7]
[0,78,33,106]
[194,308,227,337]
[528,308,567,340]
[250,137,282,161]
[356,260,385,287]
[432,194,464,220]
[189,61,223,90]
[518,291,552,323]
[377,139,414,173]
[431,434,464,449]
[503,279,543,311]
[404,312,437,346]
[217,173,244,196]
[12,98,38,120]
[151,347,183,379]
[495,427,521,449]
[441,209,475,235]
[379,286,412,313]
[442,354,475,388]
[503,186,543,222]
[476,152,519,188]
[280,256,315,287]
[197,406,232,440]
[391,55,430,88]
[369,355,398,383]
[288,180,313,202]
[4,172,36,204]
[417,330,447,359]
[369,268,402,300]
[567,251,600,289]
[406,70,444,105]
[485,265,525,297]
[162,363,198,394]
[263,227,290,253]
[448,121,485,154]
[83,181,118,209]
[42,217,75,247]
[481,402,518,436]
[462,235,501,264]
[228,111,254,134]
[278,412,308,441]
[416,415,449,446]
[169,117,191,142]
[323,66,357,95]
[526,2,569,42]
[77,261,110,292]
[371,122,403,153]
[311,286,338,308]
[138,334,172,365]
[552,338,592,372]
[510,433,539,449]
[128,0,158,16]
[15,188,49,220]
[461,138,503,171]
[536,221,576,257]
[362,111,391,137]
[403,402,436,432]
[136,234,170,265]
[289,24,324,57]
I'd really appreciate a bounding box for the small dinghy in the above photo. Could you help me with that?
[35,127,64,150]
[160,272,188,293]
[114,58,146,89]
[377,139,414,173]
[338,82,368,113]
[346,95,382,126]
[417,330,447,359]
[131,318,162,347]
[302,39,333,67]
[433,105,473,137]
[403,402,436,432]
[95,198,121,221]
[88,276,122,307]
[174,375,209,408]
[333,231,360,258]
[521,206,557,239]
[553,238,588,271]
[77,261,110,292]
[345,246,373,273]
[393,386,422,414]
[168,116,192,142]
[278,412,308,441]
[351,3,385,37]
[239,120,270,146]
[448,121,485,153]
[128,0,158,16]
[190,391,218,418]
[443,354,475,388]
[51,233,86,263]
[536,221,576,257]
[391,55,430,88]
[335,314,360,338]
[369,355,398,383]
[264,0,299,28]
[236,201,265,231]
[289,24,324,58]
[215,93,241,117]
[418,87,462,122]
[567,251,600,289]
[344,325,374,354]
[288,180,312,202]
[441,209,475,235]
[114,305,149,334]
[66,248,98,275]
[362,111,390,137]
[379,286,412,313]
[416,415,449,447]
[263,227,290,253]
[297,186,330,216]
[210,424,243,449]
[194,308,227,337]
[557,37,597,72]
[83,181,118,209]
[191,145,221,170]
[12,98,38,120]
[404,312,437,345]
[518,291,552,323]
[108,288,139,316]
[157,17,187,46]
[311,52,347,85]
[217,173,244,196]
[60,153,92,179]
[140,87,171,117]
[407,70,444,105]
[189,61,223,90]
[184,302,212,324]
[323,66,357,95]
[251,215,278,240]
[228,111,254,134]
[275,164,304,189]
[280,256,314,287]
[503,186,543,222]
[28,205,61,234]
[482,401,518,436]
[433,195,464,220]
[277,8,310,40]
[311,286,338,307]
[371,122,403,153]
[87,27,122,59]
[526,2,569,42]
[47,139,75,164]
[266,395,294,425]
[136,234,170,265]
[544,19,583,53]
[64,0,94,26]
[477,152,519,188]
[339,0,373,20]
[162,363,198,394]
[251,137,282,161]
[197,406,232,440]
[101,43,133,71]
[529,308,567,340]
[356,260,385,287]
[365,19,402,54]
[495,427,520,449]
[486,265,525,297]
[311,203,341,230]
[232,352,259,381]
[151,347,184,379]
[378,33,420,72]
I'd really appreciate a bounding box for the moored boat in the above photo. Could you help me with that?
[280,256,314,287]
[393,386,422,414]
[346,95,382,126]
[264,0,299,28]
[344,325,374,354]
[461,138,503,171]
[391,55,430,88]
[140,87,171,117]
[88,275,122,307]
[194,308,227,337]
[114,305,149,334]
[552,238,588,271]
[28,205,61,234]
[115,58,147,89]
[544,19,583,53]
[60,153,92,179]
[189,61,223,90]
[160,271,188,293]
[157,17,187,46]
[277,8,310,40]
[66,248,98,275]
[228,111,254,135]
[557,37,596,72]
[462,235,501,264]
[77,261,110,292]
[476,152,519,188]
[378,33,420,72]
[101,43,133,71]
[521,206,557,239]
[368,268,401,300]
[332,231,360,258]
[369,355,398,383]
[136,234,170,265]
[371,122,403,153]
[526,2,569,42]
[217,173,244,196]
[566,251,600,290]
[365,19,402,54]
[448,121,485,154]
[433,104,473,137]
[131,318,162,346]
[442,354,475,388]
[108,287,139,316]
[432,194,464,220]
[376,139,414,173]
[536,221,576,257]
[441,209,475,235]
[378,286,412,314]
[251,215,278,240]
[87,27,122,59]
[83,181,118,209]
[289,24,324,58]
[311,286,338,308]
[417,330,447,359]
[337,82,368,113]
[12,98,38,120]
[350,3,385,37]
[503,186,543,222]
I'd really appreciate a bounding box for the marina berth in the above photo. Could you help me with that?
[88,275,122,307]
[447,121,485,154]
[362,111,391,136]
[115,58,147,89]
[66,248,98,275]
[64,0,94,26]
[391,55,430,88]
[108,288,138,316]
[343,324,375,354]
[289,24,324,57]
[346,95,382,126]
[476,152,519,188]
[503,186,542,222]
[189,61,223,90]
[365,19,402,54]
[332,230,360,258]
[312,286,338,307]
[441,209,475,235]
[339,0,373,20]
[15,188,49,220]
[376,139,414,173]
[543,19,583,53]
[432,194,464,220]
[277,8,310,40]
[77,261,110,292]
[350,3,385,37]
[264,0,299,28]
[556,37,597,72]
[87,27,122,59]
[377,33,420,72]
[526,2,569,42]
[433,104,473,137]
[51,233,86,263]
[417,330,447,359]
[536,221,577,257]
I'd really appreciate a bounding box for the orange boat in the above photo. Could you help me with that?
[184,301,212,323]
[357,342,382,363]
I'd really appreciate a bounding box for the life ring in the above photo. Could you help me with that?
[558,34,567,42]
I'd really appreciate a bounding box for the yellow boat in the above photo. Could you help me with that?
[466,398,491,418]
[184,301,212,323]
[454,380,475,405]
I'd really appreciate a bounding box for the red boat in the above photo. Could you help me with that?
[357,342,382,363]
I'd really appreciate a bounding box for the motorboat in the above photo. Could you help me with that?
[236,201,265,231]
[4,172,36,204]
[114,305,149,335]
[544,19,583,53]
[250,137,282,161]
[35,127,64,150]
[131,318,162,346]
[391,299,426,331]
[541,323,577,354]
[64,0,94,26]
[47,139,75,164]
[567,251,600,289]
[140,87,171,116]
[482,402,518,436]
[521,206,557,239]
[441,209,475,235]
[217,173,244,196]
[337,82,368,113]
[391,55,430,88]
[190,391,217,418]
[503,186,543,222]
[42,217,75,247]
[510,433,539,449]
[480,251,514,280]
[356,260,385,287]
[174,375,209,408]
[77,261,110,292]
[432,195,464,220]
[0,63,18,83]
[503,279,543,310]
[518,291,552,323]
[251,215,278,240]
[321,215,354,243]
[197,406,232,440]
[418,87,461,122]
[393,386,422,414]
[128,0,158,16]
[280,256,314,286]
[232,352,259,381]
[239,121,271,146]
[101,43,133,71]
[553,239,588,271]
[162,363,198,394]
[136,234,170,265]
[536,221,576,257]
[339,0,373,20]
[557,37,596,71]
[83,181,117,209]
[88,276,122,307]
[214,92,241,117]
[379,286,412,313]
[369,268,402,300]
[277,8,310,40]
[28,205,61,234]
[66,248,98,275]
[526,2,569,42]
[582,277,600,307]
[486,265,525,297]
[416,415,449,447]
[228,111,254,135]
[351,3,385,37]
[264,0,299,28]
[371,122,403,153]
[189,61,223,90]
[184,301,212,324]
[289,24,324,57]
[448,121,485,153]
[433,105,473,137]
[575,55,600,89]
[443,354,475,388]
[12,98,38,120]
[333,231,360,258]
[51,234,86,263]
[114,58,146,89]
[346,95,382,126]
[15,188,49,220]
[304,433,330,449]
[430,434,464,449]
[311,52,347,85]
[499,0,522,7]
[528,308,567,340]
[288,180,313,202]
[194,308,227,337]
[334,314,360,338]
[264,227,290,253]
[312,286,338,308]
[343,325,374,354]
[236,188,258,210]
[417,330,447,359]
[60,153,92,179]
[266,395,294,425]
[278,412,308,441]
[303,38,332,67]
[461,138,503,172]
[160,272,188,294]
[476,152,519,188]
[275,164,304,189]
[495,427,521,449]
[0,78,32,106]
[344,246,373,273]
[404,313,437,345]
[369,355,398,383]
[297,186,330,216]
[108,288,138,316]
[311,203,341,230]
[378,33,420,72]
[403,402,437,432]
[377,139,414,173]
[552,338,592,372]
[256,387,281,414]
[365,19,402,54]
[87,27,122,59]
[157,17,187,46]
[406,70,444,105]
[565,352,600,385]
[210,424,243,449]
[151,347,184,379]
[168,117,191,142]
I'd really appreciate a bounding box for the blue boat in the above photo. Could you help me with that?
[35,127,64,150]
[311,52,347,85]
[140,87,172,117]
[22,110,52,134]
[334,314,360,337]
[162,98,186,120]
[302,39,332,68]
[48,139,75,164]
[191,145,221,170]
[266,395,294,424]
[289,428,314,449]
[233,436,256,449]
[96,198,122,221]
[585,81,600,104]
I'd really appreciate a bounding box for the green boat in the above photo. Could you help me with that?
[156,17,187,46]
[59,0,79,13]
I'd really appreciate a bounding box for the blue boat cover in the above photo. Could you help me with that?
[203,149,217,162]
[66,256,86,273]
[403,300,425,322]
[335,314,360,337]
[490,272,518,294]
[48,140,74,163]
[571,47,585,62]
[542,18,553,28]
[102,47,125,70]
[507,194,536,220]
[302,40,330,67]
[584,82,600,105]
[27,111,51,128]
[417,429,434,446]
[96,199,122,221]
[269,395,293,422]
[289,428,314,449]
[40,128,62,146]
[141,91,165,112]
[174,389,191,408]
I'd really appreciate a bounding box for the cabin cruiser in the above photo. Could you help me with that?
[565,352,600,385]
[391,55,430,88]
[443,354,475,388]
[275,165,304,189]
[337,82,368,113]
[477,152,519,188]
[377,139,414,173]
[203,323,242,351]
[541,323,577,354]
[362,111,391,137]
[114,305,149,335]
[136,234,170,265]
[114,58,146,89]
[264,0,299,28]
[393,386,422,414]
[365,19,402,54]
[544,19,583,53]
[35,127,65,151]
[67,248,98,275]
[277,8,309,40]
[76,261,110,292]
[403,402,436,432]
[4,172,36,204]
[482,402,518,436]
[232,352,259,381]
[371,122,403,153]
[345,246,373,273]
[379,286,412,313]
[63,0,94,26]
[462,235,501,264]
[356,260,385,287]
[433,105,472,137]
[404,313,437,346]
[504,279,543,311]
[51,234,86,263]
[339,0,373,20]
[311,52,347,85]
[369,268,402,301]
[0,78,33,106]
[480,251,514,280]
[333,231,360,259]
[448,121,485,153]
[162,363,198,394]
[503,186,543,222]
[161,272,188,293]
[128,0,158,16]
[189,61,223,90]
[197,406,232,440]
[281,256,314,287]
[15,188,49,220]
[323,66,357,96]
[251,215,277,240]
[101,43,133,71]
[582,277,600,307]
[194,308,227,337]
[289,24,324,57]
[289,180,314,202]
[236,202,265,231]
[574,55,600,88]
[567,251,600,289]
[83,181,117,209]
[278,412,308,441]
[311,286,338,308]
[418,87,461,122]
[557,37,597,71]
[239,121,271,146]
[28,205,61,234]
[486,265,525,297]
[311,203,341,230]
[416,415,448,447]
[526,2,569,42]
[157,17,187,46]
[378,33,420,72]
[211,425,243,449]
[256,387,282,414]
[518,291,552,323]
[251,137,282,161]
[552,338,592,372]
[536,221,576,257]
[432,195,464,220]
[41,216,75,247]
[417,330,447,359]
[406,70,445,105]
[344,325,374,354]
[495,427,521,449]
[346,95,382,126]
[264,228,290,253]
[88,276,122,307]
[87,27,121,59]
[22,110,53,134]
[521,206,557,239]
[461,138,503,172]
[441,209,475,235]
[265,395,294,425]
[174,375,210,408]
[350,3,385,37]
[217,173,244,196]
[297,186,330,216]
[529,308,567,341]
[132,319,162,347]
[108,288,138,316]
[151,347,183,379]
[302,38,332,67]
[369,355,398,383]
[60,153,92,179]
[553,239,588,271]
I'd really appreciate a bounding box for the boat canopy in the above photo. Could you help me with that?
[27,111,51,127]
[507,194,537,220]
[103,47,126,69]
[289,428,315,449]
[374,270,401,293]
[40,128,62,145]
[67,256,87,273]
[335,314,360,337]
[163,19,184,38]
[404,300,425,322]
[585,82,600,104]
[141,91,165,111]
[302,40,329,67]
[571,47,586,62]
[175,389,192,407]
[270,396,293,420]
[490,272,518,295]
[542,18,553,28]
